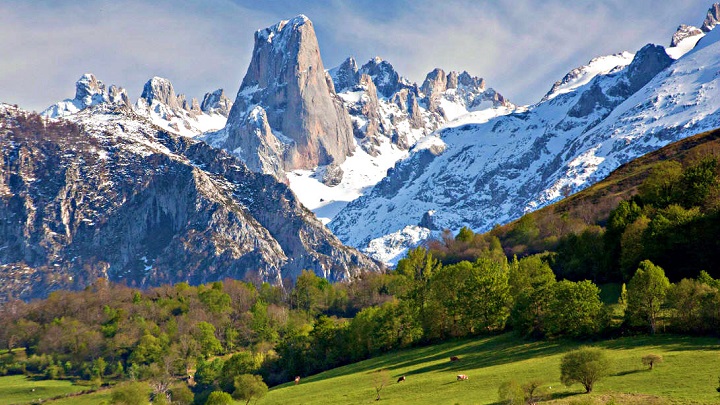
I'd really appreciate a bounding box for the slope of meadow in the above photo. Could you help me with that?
[262,333,719,405]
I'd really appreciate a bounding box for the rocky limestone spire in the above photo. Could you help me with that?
[201,89,232,116]
[331,56,360,92]
[446,71,459,90]
[225,15,354,177]
[41,73,129,117]
[359,57,402,98]
[421,68,448,114]
[702,3,720,32]
[458,71,486,90]
[108,85,130,108]
[75,73,106,106]
[350,74,384,154]
[421,68,448,97]
[140,77,181,111]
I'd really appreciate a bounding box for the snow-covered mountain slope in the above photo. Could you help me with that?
[331,8,720,264]
[542,52,635,101]
[331,39,687,263]
[0,103,379,300]
[42,74,231,137]
[288,55,514,223]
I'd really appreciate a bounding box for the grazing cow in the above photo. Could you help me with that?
[450,356,460,362]
[294,376,301,385]
[397,376,406,383]
[457,374,469,381]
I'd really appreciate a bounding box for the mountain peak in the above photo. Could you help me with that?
[330,56,360,92]
[671,24,703,47]
[74,73,105,103]
[359,57,402,98]
[224,15,354,177]
[140,76,180,110]
[41,73,129,118]
[255,14,312,53]
[702,3,720,32]
[201,89,232,116]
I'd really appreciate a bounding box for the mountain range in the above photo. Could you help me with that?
[3,4,720,299]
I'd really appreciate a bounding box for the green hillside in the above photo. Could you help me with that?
[485,126,720,283]
[262,334,719,405]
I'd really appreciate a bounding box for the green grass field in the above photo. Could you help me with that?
[2,334,717,404]
[45,389,112,405]
[0,375,88,405]
[260,333,720,405]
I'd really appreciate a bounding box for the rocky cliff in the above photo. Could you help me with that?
[0,103,379,301]
[221,15,355,179]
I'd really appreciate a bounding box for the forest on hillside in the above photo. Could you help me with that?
[2,135,720,404]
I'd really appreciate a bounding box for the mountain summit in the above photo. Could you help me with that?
[221,15,355,180]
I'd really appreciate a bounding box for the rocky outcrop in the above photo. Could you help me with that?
[331,57,361,92]
[419,68,510,118]
[140,77,181,112]
[359,57,404,97]
[225,15,354,177]
[391,88,424,130]
[0,104,380,301]
[42,74,130,118]
[702,3,720,32]
[569,44,672,118]
[671,24,703,46]
[201,89,233,116]
[223,106,286,181]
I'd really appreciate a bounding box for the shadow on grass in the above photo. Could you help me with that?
[549,391,583,401]
[613,368,646,376]
[599,334,720,352]
[306,333,578,385]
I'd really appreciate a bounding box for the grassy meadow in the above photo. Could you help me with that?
[0,375,88,405]
[261,333,720,405]
[1,333,718,404]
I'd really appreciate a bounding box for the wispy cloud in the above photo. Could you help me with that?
[0,0,712,111]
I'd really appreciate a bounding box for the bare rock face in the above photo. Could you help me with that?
[201,89,233,116]
[458,71,486,90]
[42,74,130,118]
[108,85,130,107]
[224,106,286,181]
[419,68,506,118]
[141,77,181,111]
[421,68,448,114]
[421,68,448,96]
[359,57,403,97]
[0,104,380,301]
[391,88,424,131]
[331,57,361,92]
[702,3,720,32]
[672,24,703,46]
[446,71,459,90]
[321,163,344,187]
[226,15,354,175]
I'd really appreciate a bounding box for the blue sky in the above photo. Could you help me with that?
[0,0,714,111]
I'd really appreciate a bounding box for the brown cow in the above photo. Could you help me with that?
[294,376,300,385]
[456,374,469,381]
[450,356,460,362]
[397,376,406,383]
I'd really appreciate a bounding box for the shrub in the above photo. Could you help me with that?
[560,347,610,393]
[641,354,663,370]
